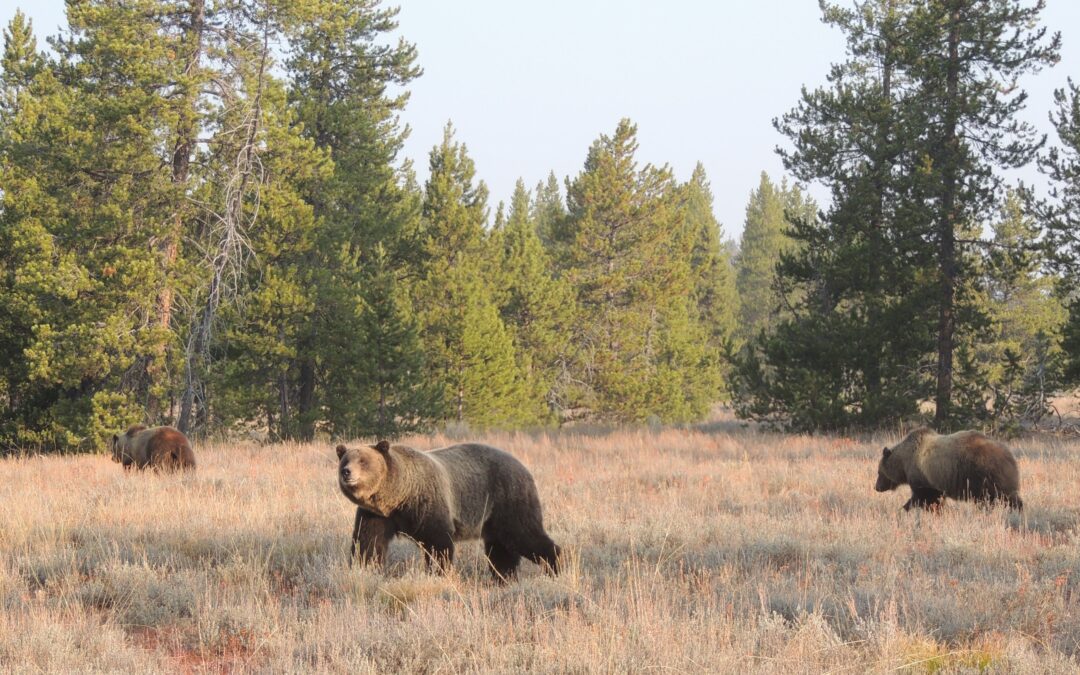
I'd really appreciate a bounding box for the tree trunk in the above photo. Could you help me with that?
[297,355,316,441]
[143,0,206,420]
[866,25,893,406]
[279,373,290,440]
[178,274,215,435]
[934,6,961,427]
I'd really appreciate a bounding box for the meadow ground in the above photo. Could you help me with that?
[1,424,1079,673]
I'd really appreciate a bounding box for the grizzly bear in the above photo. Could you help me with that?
[111,425,196,472]
[875,427,1022,511]
[336,440,561,580]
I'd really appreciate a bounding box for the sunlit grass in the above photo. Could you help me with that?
[1,425,1078,672]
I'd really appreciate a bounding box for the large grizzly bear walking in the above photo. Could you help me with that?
[336,440,561,580]
[111,425,196,472]
[875,427,1022,511]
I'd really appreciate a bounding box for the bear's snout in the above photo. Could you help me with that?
[340,466,353,482]
[874,475,894,492]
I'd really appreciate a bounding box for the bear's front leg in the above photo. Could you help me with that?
[351,509,395,567]
[903,487,943,511]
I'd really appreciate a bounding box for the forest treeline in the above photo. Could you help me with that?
[0,0,1078,452]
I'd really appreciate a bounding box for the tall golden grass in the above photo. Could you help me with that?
[1,425,1078,673]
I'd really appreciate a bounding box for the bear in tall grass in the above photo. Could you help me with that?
[111,425,196,472]
[875,427,1022,511]
[336,440,560,580]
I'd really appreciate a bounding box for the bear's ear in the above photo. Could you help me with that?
[882,446,891,458]
[336,444,347,460]
[373,440,391,454]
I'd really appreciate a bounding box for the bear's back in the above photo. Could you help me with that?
[918,430,1019,496]
[140,426,196,471]
[428,443,537,538]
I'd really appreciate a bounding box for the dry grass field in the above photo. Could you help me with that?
[2,425,1080,673]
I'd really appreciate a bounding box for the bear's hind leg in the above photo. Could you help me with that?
[521,537,560,575]
[982,487,1023,512]
[483,536,521,582]
[484,509,560,576]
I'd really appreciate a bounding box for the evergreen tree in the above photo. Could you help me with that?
[960,190,1066,430]
[343,246,442,438]
[684,164,739,357]
[1040,79,1080,386]
[533,170,567,254]
[209,97,330,439]
[0,2,181,449]
[0,10,43,119]
[496,179,575,423]
[561,119,719,422]
[484,201,511,310]
[172,0,344,438]
[733,0,1059,431]
[734,172,803,342]
[734,1,937,431]
[906,0,1059,425]
[414,125,528,427]
[283,0,422,439]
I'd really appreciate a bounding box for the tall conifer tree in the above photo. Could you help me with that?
[684,164,739,355]
[415,125,527,427]
[734,173,805,342]
[908,0,1059,425]
[1041,80,1080,385]
[734,0,1059,431]
[496,180,575,423]
[561,119,719,422]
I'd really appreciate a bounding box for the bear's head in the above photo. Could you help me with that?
[337,440,391,507]
[874,428,931,491]
[874,445,905,491]
[110,424,147,466]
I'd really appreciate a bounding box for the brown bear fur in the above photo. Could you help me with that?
[875,427,1021,511]
[111,425,196,472]
[336,440,560,580]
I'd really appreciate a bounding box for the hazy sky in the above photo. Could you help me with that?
[7,1,1080,238]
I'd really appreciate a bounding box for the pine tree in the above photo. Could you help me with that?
[733,0,1059,432]
[414,125,528,427]
[1040,79,1080,386]
[343,246,442,438]
[734,173,801,342]
[284,0,422,439]
[533,171,567,255]
[734,1,937,431]
[684,164,739,356]
[561,119,719,422]
[171,0,345,438]
[906,0,1060,425]
[202,74,331,440]
[496,179,575,423]
[0,3,182,450]
[0,10,43,120]
[966,190,1066,430]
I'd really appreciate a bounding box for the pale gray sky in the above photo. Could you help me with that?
[7,1,1080,238]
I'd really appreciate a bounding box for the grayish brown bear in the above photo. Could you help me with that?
[336,440,560,580]
[111,425,196,472]
[875,427,1022,511]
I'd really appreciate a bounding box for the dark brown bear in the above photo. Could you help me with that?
[111,425,196,472]
[336,440,560,580]
[875,427,1022,511]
